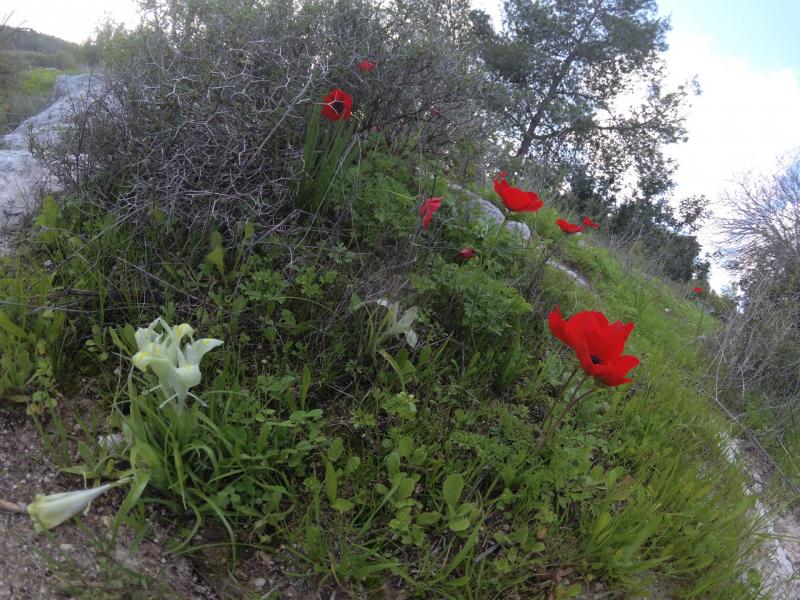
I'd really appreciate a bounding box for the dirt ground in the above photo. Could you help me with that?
[0,402,215,599]
[0,400,321,600]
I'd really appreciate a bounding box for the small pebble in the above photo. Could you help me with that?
[59,543,73,551]
[252,577,266,588]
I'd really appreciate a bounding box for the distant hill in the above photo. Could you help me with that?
[0,26,83,72]
[2,26,79,55]
[0,26,84,129]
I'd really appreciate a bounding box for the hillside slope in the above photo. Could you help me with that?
[0,149,776,597]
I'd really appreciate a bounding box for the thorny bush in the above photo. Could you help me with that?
[36,0,491,230]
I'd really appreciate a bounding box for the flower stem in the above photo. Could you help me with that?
[492,214,508,250]
[696,295,706,339]
[536,375,594,453]
[540,366,579,426]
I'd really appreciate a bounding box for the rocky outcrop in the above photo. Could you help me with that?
[0,73,100,252]
[449,181,589,288]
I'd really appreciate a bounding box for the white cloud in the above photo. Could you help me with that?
[663,33,800,291]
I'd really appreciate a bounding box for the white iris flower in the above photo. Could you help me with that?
[27,479,130,532]
[131,318,223,407]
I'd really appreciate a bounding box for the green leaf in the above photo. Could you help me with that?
[443,473,464,510]
[555,583,583,599]
[0,311,27,340]
[438,519,482,580]
[300,365,311,410]
[324,460,338,503]
[528,542,545,553]
[593,511,612,538]
[396,476,416,500]
[332,498,353,512]
[112,472,150,540]
[378,349,406,390]
[243,221,255,241]
[206,246,225,277]
[416,511,441,526]
[328,437,344,462]
[397,436,413,458]
[448,517,470,532]
[108,327,131,354]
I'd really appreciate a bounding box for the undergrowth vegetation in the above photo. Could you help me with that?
[0,0,778,597]
[2,146,763,596]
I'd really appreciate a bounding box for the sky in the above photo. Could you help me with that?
[470,0,800,291]
[2,1,140,44]
[657,0,800,291]
[5,0,800,291]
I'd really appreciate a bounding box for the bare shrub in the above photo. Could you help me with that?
[713,154,800,466]
[36,0,490,229]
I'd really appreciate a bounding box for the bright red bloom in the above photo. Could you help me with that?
[493,174,543,212]
[582,216,600,229]
[321,88,353,121]
[548,305,640,387]
[357,59,376,72]
[419,197,443,229]
[556,219,583,234]
[693,287,704,294]
[458,247,476,260]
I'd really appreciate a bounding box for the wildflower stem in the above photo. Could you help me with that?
[536,376,594,453]
[696,295,706,338]
[540,366,579,426]
[495,215,508,241]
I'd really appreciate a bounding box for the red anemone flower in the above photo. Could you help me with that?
[493,174,543,212]
[556,219,583,234]
[458,247,476,260]
[693,287,704,294]
[582,216,600,229]
[548,305,640,387]
[321,88,353,121]
[419,197,443,229]
[357,59,376,72]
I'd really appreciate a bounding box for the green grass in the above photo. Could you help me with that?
[18,67,63,95]
[0,157,766,598]
[0,67,65,131]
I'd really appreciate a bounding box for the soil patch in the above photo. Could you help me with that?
[0,402,214,599]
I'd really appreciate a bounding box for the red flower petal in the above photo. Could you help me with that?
[321,88,353,121]
[458,247,476,260]
[693,287,703,294]
[357,59,376,72]
[547,306,639,387]
[419,197,443,229]
[582,216,600,229]
[493,175,543,212]
[593,355,641,387]
[547,305,571,347]
[556,219,584,234]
